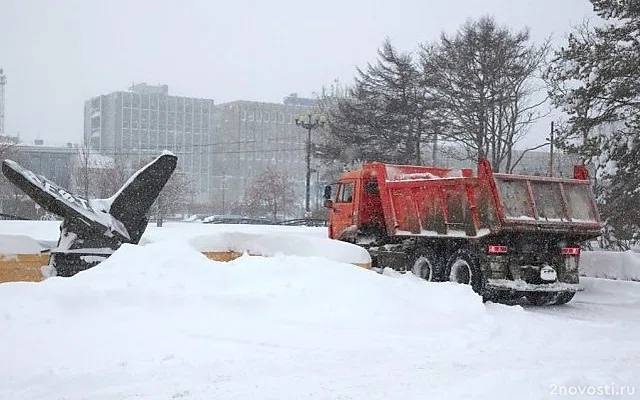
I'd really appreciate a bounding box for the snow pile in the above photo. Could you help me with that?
[2,241,484,333]
[141,221,329,243]
[0,220,61,243]
[581,250,640,281]
[1,239,639,399]
[385,165,466,181]
[0,241,491,398]
[0,234,50,254]
[188,231,371,265]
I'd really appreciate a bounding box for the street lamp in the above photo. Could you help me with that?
[547,121,555,177]
[295,113,326,216]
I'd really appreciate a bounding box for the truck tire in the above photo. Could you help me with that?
[411,249,438,281]
[445,249,484,295]
[525,292,560,306]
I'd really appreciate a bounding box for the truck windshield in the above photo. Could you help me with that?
[495,178,597,222]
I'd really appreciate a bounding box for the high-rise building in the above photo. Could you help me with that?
[211,100,313,213]
[84,83,215,202]
[84,84,319,213]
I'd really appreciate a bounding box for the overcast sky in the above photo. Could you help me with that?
[1,0,595,148]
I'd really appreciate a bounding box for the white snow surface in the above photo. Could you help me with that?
[0,234,50,254]
[0,221,639,399]
[189,232,370,264]
[385,165,464,181]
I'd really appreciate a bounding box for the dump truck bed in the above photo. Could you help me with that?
[367,160,601,240]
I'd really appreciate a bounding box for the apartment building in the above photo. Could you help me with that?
[210,100,314,211]
[84,83,215,202]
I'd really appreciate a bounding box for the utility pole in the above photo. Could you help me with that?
[315,169,320,211]
[221,171,226,215]
[294,113,326,216]
[0,69,6,136]
[548,121,555,177]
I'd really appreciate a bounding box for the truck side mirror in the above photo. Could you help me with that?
[323,185,332,200]
[324,199,334,209]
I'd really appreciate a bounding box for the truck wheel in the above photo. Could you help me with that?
[445,249,484,295]
[553,291,576,305]
[525,292,560,306]
[411,249,437,281]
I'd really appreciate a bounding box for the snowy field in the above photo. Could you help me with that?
[1,221,639,399]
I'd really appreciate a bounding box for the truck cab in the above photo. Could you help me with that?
[325,168,385,242]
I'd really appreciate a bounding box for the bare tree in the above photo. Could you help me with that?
[244,166,296,220]
[0,145,33,217]
[93,164,129,199]
[73,144,92,198]
[420,16,550,172]
[70,146,129,198]
[149,169,194,226]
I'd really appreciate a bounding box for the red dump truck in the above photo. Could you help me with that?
[323,159,602,305]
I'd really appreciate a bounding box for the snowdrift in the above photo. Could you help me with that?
[0,224,370,283]
[581,250,640,281]
[189,231,371,268]
[1,229,639,399]
[0,234,51,254]
[0,241,483,331]
[0,241,493,398]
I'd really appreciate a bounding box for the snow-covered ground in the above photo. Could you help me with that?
[1,221,639,399]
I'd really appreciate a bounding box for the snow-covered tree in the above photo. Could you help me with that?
[545,0,640,245]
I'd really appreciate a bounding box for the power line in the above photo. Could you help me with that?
[79,147,307,157]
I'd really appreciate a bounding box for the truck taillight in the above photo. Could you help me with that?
[561,247,580,256]
[487,245,508,254]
